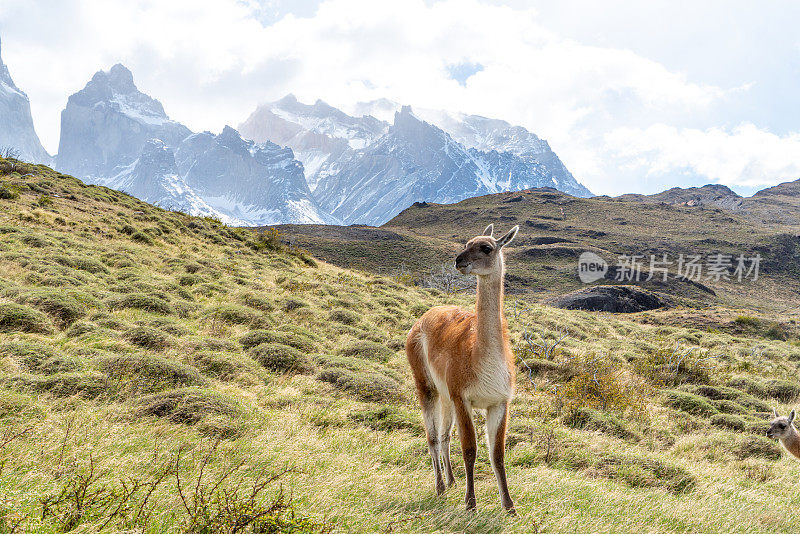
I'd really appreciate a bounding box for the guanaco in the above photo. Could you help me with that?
[768,408,800,459]
[406,224,518,513]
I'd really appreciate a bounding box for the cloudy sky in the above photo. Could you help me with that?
[1,0,798,195]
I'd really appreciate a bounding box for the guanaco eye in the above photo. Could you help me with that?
[480,245,493,254]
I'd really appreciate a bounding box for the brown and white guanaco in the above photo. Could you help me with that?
[768,408,800,459]
[406,224,518,513]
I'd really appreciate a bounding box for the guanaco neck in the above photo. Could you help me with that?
[474,257,505,354]
[782,428,800,459]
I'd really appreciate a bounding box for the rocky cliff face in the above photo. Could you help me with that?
[174,126,336,225]
[0,37,51,163]
[238,94,387,191]
[56,64,191,180]
[313,106,589,225]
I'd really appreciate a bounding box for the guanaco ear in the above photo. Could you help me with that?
[790,409,795,424]
[483,224,494,237]
[496,226,519,248]
[774,407,780,418]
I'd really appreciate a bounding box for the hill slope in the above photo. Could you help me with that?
[2,159,800,532]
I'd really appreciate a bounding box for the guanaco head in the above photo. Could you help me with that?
[767,408,795,440]
[455,224,519,275]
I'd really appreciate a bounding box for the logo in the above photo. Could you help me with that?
[578,251,608,283]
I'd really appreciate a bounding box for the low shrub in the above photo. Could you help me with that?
[564,407,642,441]
[4,371,108,399]
[179,273,203,286]
[662,390,718,417]
[97,354,205,393]
[109,293,172,315]
[15,288,87,326]
[0,341,80,374]
[134,388,242,426]
[282,298,308,312]
[337,340,395,363]
[240,292,275,312]
[762,379,800,403]
[348,405,420,432]
[0,303,53,333]
[124,326,171,350]
[329,308,360,326]
[189,350,263,383]
[131,231,153,244]
[317,367,403,402]
[203,305,261,326]
[711,413,746,432]
[239,329,316,352]
[734,435,781,460]
[250,343,314,374]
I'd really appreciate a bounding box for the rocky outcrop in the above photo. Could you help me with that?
[548,285,670,313]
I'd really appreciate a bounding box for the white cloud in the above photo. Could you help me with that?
[0,0,797,195]
[605,124,800,189]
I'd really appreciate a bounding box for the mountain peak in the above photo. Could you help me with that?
[0,34,18,90]
[107,64,136,92]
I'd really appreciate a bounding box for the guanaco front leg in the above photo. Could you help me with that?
[486,402,515,514]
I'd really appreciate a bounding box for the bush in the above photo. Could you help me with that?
[204,305,261,326]
[337,340,395,363]
[109,293,172,315]
[131,231,153,244]
[662,390,718,417]
[98,354,205,393]
[0,341,80,374]
[711,413,746,432]
[329,308,359,326]
[125,326,171,350]
[134,388,242,426]
[0,183,20,200]
[734,435,781,460]
[0,303,53,333]
[179,273,203,286]
[349,405,420,432]
[711,399,749,415]
[762,379,800,403]
[588,452,696,494]
[564,407,642,441]
[239,329,316,352]
[5,371,108,399]
[283,298,308,312]
[250,343,313,374]
[189,350,263,383]
[317,367,403,402]
[240,292,275,312]
[185,262,203,273]
[15,288,87,326]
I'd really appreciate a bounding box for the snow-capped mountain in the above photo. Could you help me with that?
[355,100,592,198]
[314,106,581,225]
[241,95,591,225]
[238,94,387,191]
[56,64,191,180]
[55,66,331,225]
[174,126,336,225]
[0,37,51,163]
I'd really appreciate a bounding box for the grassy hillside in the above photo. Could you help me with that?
[2,160,800,532]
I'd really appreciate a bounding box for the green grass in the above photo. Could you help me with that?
[3,158,800,532]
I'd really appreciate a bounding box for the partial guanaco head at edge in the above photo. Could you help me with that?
[455,224,519,275]
[767,408,795,440]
